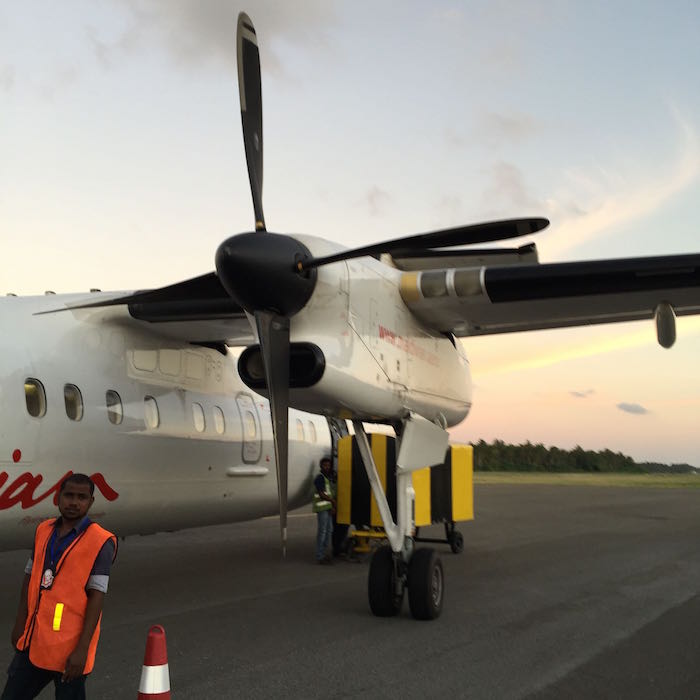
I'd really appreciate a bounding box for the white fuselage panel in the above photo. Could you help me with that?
[0,295,330,550]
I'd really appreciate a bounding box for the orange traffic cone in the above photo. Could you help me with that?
[137,625,171,699]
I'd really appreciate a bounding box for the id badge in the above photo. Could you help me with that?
[41,568,54,589]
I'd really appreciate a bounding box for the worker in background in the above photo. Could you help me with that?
[2,473,117,699]
[312,457,334,564]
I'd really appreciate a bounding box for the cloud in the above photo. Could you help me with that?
[104,0,337,74]
[85,22,141,70]
[37,64,79,101]
[445,128,466,150]
[447,112,540,156]
[481,161,543,212]
[365,186,391,217]
[570,389,595,398]
[617,402,649,415]
[541,107,700,258]
[0,65,14,92]
[475,111,540,148]
[434,194,464,221]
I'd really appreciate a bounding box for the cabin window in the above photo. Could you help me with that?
[296,419,305,442]
[192,402,206,433]
[144,396,160,429]
[307,421,317,443]
[213,406,225,435]
[24,379,47,418]
[64,384,84,421]
[106,390,123,425]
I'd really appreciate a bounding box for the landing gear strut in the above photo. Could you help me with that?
[354,415,449,620]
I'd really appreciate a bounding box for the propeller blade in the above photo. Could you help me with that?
[255,310,290,557]
[237,12,265,232]
[298,217,549,271]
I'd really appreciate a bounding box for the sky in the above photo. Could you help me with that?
[1,1,699,467]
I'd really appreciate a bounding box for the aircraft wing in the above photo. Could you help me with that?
[52,272,257,346]
[399,253,700,337]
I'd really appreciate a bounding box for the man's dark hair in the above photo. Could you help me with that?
[59,473,95,495]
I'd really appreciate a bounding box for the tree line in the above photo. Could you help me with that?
[472,439,697,474]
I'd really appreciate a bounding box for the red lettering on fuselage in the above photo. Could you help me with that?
[378,324,440,366]
[90,474,119,502]
[0,471,119,510]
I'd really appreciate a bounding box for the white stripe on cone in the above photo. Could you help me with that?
[139,663,171,694]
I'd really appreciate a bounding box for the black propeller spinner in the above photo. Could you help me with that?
[217,12,549,557]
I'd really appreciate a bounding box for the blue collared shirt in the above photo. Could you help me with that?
[24,516,115,593]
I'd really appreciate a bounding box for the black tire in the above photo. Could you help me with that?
[368,545,402,617]
[449,531,464,554]
[407,548,444,620]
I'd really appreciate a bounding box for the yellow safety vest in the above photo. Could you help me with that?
[17,519,116,674]
[312,475,333,513]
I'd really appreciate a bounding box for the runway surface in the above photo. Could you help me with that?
[1,483,699,699]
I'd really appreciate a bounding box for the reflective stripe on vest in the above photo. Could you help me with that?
[17,519,116,674]
[312,475,333,512]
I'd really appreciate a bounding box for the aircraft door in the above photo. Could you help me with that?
[235,393,262,464]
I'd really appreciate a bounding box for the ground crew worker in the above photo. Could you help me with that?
[313,457,334,564]
[2,473,117,699]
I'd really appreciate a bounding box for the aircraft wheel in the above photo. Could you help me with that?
[449,531,464,554]
[368,545,403,616]
[407,548,444,620]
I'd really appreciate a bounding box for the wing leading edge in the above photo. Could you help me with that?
[42,272,256,346]
[399,253,700,337]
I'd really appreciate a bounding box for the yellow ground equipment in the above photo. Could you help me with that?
[336,434,473,554]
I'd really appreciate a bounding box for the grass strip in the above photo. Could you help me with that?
[474,472,700,489]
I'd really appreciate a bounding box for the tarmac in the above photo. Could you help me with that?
[1,483,698,699]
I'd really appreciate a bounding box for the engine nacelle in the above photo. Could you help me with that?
[238,233,472,427]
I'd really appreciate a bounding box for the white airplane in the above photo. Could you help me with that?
[2,13,699,620]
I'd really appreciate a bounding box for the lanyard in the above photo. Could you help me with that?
[48,525,77,569]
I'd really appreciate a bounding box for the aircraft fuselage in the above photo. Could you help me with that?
[0,295,330,550]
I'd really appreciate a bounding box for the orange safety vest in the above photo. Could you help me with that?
[16,518,117,674]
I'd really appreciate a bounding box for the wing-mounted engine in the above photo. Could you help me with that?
[235,236,473,428]
[399,253,700,339]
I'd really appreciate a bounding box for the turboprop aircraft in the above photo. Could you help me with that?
[2,12,700,620]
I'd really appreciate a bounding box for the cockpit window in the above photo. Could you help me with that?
[24,379,47,418]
